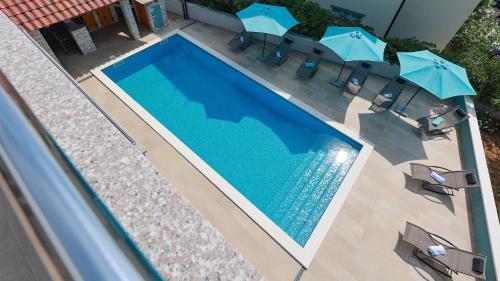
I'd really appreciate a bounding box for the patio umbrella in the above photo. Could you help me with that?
[320,26,386,84]
[236,3,298,57]
[397,50,476,108]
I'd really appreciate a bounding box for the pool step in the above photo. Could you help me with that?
[265,136,347,245]
[264,136,331,217]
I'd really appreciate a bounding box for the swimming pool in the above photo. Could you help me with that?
[93,31,372,267]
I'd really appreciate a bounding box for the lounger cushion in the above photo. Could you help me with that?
[431,171,445,184]
[304,62,316,68]
[432,117,444,127]
[473,258,484,274]
[466,173,478,185]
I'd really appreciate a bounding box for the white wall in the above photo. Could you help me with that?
[311,0,402,36]
[386,0,480,49]
[310,0,480,49]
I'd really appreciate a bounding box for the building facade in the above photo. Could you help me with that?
[312,0,481,49]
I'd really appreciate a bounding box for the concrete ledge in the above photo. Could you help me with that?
[458,96,500,280]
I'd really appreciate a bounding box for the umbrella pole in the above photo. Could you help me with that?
[404,87,423,107]
[336,62,346,81]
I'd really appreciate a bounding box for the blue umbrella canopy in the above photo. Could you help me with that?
[397,50,476,99]
[320,26,387,62]
[236,3,299,36]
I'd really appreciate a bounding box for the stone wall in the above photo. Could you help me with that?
[69,25,96,55]
[120,0,141,40]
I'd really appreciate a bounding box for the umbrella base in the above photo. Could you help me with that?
[394,104,409,117]
[329,78,345,88]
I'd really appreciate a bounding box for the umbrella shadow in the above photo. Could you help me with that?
[394,233,452,281]
[403,173,455,214]
[357,111,427,165]
[153,55,332,154]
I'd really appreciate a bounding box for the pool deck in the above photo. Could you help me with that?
[67,19,474,280]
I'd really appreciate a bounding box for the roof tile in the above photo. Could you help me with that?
[17,3,28,13]
[32,19,43,29]
[74,5,85,14]
[10,14,19,24]
[46,4,58,13]
[33,0,44,9]
[54,2,65,10]
[38,16,50,26]
[81,3,92,11]
[16,13,28,23]
[61,1,73,10]
[22,21,35,31]
[1,7,12,16]
[23,10,34,20]
[46,15,58,25]
[53,11,65,21]
[31,8,43,18]
[60,9,71,19]
[67,7,79,17]
[25,1,37,11]
[3,0,14,8]
[39,6,50,15]
[1,0,119,30]
[8,5,21,15]
[87,1,97,10]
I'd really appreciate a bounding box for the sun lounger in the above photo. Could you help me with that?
[410,163,480,195]
[265,38,294,66]
[417,106,468,136]
[340,62,373,94]
[402,222,486,280]
[228,31,254,50]
[296,48,324,78]
[370,76,407,112]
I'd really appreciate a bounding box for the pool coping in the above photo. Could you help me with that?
[91,29,373,268]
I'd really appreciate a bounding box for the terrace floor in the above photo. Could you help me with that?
[60,16,476,280]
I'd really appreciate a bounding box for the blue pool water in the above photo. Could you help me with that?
[103,35,362,246]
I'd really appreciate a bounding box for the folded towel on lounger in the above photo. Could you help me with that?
[351,78,359,85]
[383,92,394,99]
[431,171,446,184]
[276,50,282,58]
[427,245,446,257]
[240,35,244,43]
[304,62,316,68]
